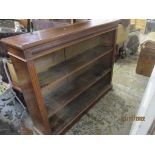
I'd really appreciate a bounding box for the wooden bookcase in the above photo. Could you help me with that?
[1,20,119,134]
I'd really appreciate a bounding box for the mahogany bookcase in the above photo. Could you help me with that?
[1,20,119,134]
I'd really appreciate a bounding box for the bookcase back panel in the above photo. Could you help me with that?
[65,52,112,84]
[99,30,115,46]
[34,49,65,73]
[65,35,101,60]
[65,31,114,60]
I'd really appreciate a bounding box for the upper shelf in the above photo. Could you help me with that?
[38,45,112,96]
[0,20,119,51]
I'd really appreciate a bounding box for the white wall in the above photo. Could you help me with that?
[130,65,155,134]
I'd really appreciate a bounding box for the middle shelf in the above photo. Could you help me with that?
[44,57,112,118]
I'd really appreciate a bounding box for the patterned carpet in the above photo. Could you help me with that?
[66,55,149,135]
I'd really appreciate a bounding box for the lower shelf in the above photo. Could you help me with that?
[49,74,112,134]
[45,67,111,118]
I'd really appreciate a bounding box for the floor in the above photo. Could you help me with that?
[66,54,149,135]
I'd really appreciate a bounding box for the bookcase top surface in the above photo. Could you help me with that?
[1,20,119,50]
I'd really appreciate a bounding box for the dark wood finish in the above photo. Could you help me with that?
[1,20,119,134]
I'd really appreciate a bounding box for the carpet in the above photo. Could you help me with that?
[66,55,149,135]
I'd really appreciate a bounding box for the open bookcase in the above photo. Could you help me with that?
[1,20,119,134]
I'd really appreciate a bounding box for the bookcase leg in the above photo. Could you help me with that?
[10,56,51,134]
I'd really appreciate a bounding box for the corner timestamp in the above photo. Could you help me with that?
[121,116,145,122]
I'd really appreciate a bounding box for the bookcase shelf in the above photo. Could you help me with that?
[39,45,112,96]
[1,20,119,134]
[49,74,112,134]
[45,66,111,118]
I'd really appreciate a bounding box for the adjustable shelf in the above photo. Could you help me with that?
[39,45,112,96]
[1,20,119,134]
[45,63,111,118]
